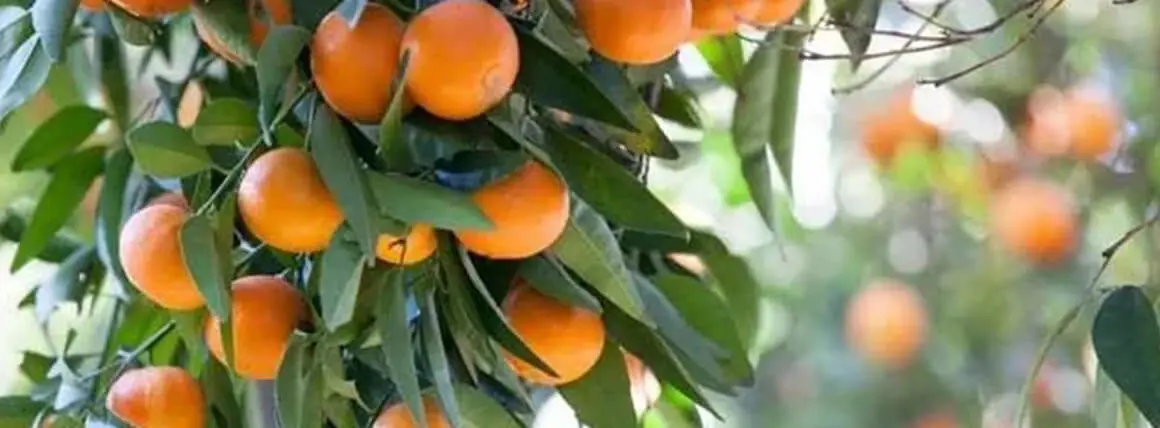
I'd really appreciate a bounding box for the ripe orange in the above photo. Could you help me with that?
[106,367,205,428]
[376,224,437,266]
[574,0,692,65]
[401,0,519,120]
[845,279,928,370]
[502,280,605,385]
[119,204,204,310]
[1024,86,1120,161]
[989,178,1076,265]
[453,161,569,259]
[312,3,406,124]
[194,0,291,65]
[691,0,759,35]
[205,275,305,380]
[746,0,804,25]
[238,147,344,253]
[80,0,105,12]
[109,0,191,18]
[860,88,940,167]
[372,394,451,428]
[147,191,189,210]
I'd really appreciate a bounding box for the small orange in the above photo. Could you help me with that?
[860,87,940,167]
[195,0,292,65]
[502,280,606,385]
[845,279,928,370]
[989,178,1076,265]
[376,224,437,266]
[401,0,519,120]
[119,204,204,310]
[574,0,692,65]
[205,275,305,380]
[312,3,406,123]
[238,147,344,253]
[106,366,205,428]
[746,0,805,26]
[372,394,451,428]
[453,161,569,259]
[691,0,759,35]
[109,0,191,18]
[1023,86,1120,161]
[80,0,105,12]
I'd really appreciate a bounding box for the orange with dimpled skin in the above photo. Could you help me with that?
[237,147,344,253]
[574,0,692,65]
[312,3,406,124]
[453,161,569,259]
[205,275,306,380]
[106,367,205,428]
[502,281,606,385]
[118,204,204,310]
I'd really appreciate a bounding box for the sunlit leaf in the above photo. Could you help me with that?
[310,102,379,256]
[181,215,231,322]
[127,122,212,178]
[551,200,650,325]
[11,105,106,171]
[193,98,260,147]
[12,147,104,271]
[319,231,366,332]
[366,172,492,231]
[375,268,426,428]
[558,343,635,428]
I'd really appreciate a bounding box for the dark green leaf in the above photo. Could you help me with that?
[0,396,41,424]
[126,121,212,178]
[584,57,678,159]
[378,49,412,170]
[191,0,256,65]
[558,343,636,428]
[12,147,104,271]
[635,275,730,392]
[319,232,366,331]
[376,268,426,428]
[171,310,208,374]
[19,352,52,383]
[455,384,522,428]
[543,124,686,237]
[214,194,236,284]
[655,86,702,129]
[695,35,744,88]
[366,172,492,231]
[310,102,379,256]
[551,200,650,326]
[0,213,81,264]
[193,98,260,146]
[180,215,231,322]
[827,0,882,69]
[106,2,158,46]
[651,273,753,385]
[518,254,601,313]
[35,247,95,323]
[691,231,759,352]
[30,0,78,61]
[0,36,53,121]
[11,105,105,171]
[93,150,133,290]
[420,287,462,428]
[257,25,310,129]
[1092,286,1160,427]
[290,0,339,30]
[512,24,636,131]
[201,359,243,428]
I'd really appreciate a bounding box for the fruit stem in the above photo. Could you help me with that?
[82,320,176,381]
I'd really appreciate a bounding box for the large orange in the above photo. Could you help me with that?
[1024,86,1120,161]
[401,0,519,120]
[195,0,292,65]
[312,3,405,124]
[746,0,805,25]
[574,0,692,65]
[372,394,451,428]
[502,280,605,385]
[860,88,940,167]
[453,161,569,259]
[205,275,305,380]
[238,147,344,253]
[119,204,204,310]
[845,279,928,370]
[376,224,437,266]
[691,0,759,35]
[109,0,191,17]
[106,367,205,428]
[989,178,1076,265]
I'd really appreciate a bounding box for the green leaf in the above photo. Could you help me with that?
[310,102,379,256]
[584,57,678,159]
[193,98,260,146]
[827,0,881,69]
[517,254,601,313]
[191,0,257,65]
[180,215,232,322]
[558,343,636,428]
[543,124,686,237]
[93,149,131,291]
[318,232,366,331]
[0,36,53,121]
[96,36,129,128]
[127,121,213,178]
[635,275,730,393]
[1092,286,1160,427]
[655,86,702,129]
[106,2,158,46]
[257,25,310,129]
[366,172,492,231]
[171,311,207,374]
[551,200,650,326]
[376,268,426,428]
[0,396,40,426]
[12,105,106,171]
[420,287,462,428]
[511,24,636,132]
[11,147,104,272]
[35,246,96,323]
[690,231,759,354]
[377,49,412,170]
[30,0,78,61]
[651,273,753,385]
[695,35,744,88]
[201,359,244,428]
[455,384,522,428]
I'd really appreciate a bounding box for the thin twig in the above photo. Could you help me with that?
[81,321,176,381]
[898,0,1044,36]
[765,22,968,43]
[798,37,968,61]
[832,0,953,94]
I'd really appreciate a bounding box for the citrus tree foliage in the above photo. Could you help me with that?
[0,0,794,426]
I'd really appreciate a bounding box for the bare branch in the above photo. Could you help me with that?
[832,0,953,95]
[898,0,1045,36]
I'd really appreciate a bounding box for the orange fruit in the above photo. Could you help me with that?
[502,280,606,385]
[691,0,759,35]
[238,147,343,253]
[376,224,437,266]
[147,191,189,210]
[574,0,692,65]
[194,0,291,65]
[860,88,940,167]
[109,0,191,18]
[106,367,205,428]
[311,3,406,124]
[746,0,805,25]
[989,178,1076,265]
[401,0,519,120]
[81,0,105,12]
[1024,86,1120,161]
[205,275,305,380]
[453,161,569,259]
[372,394,451,428]
[119,204,204,310]
[912,411,958,428]
[845,279,928,370]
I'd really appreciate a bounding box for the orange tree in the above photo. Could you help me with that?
[0,0,783,426]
